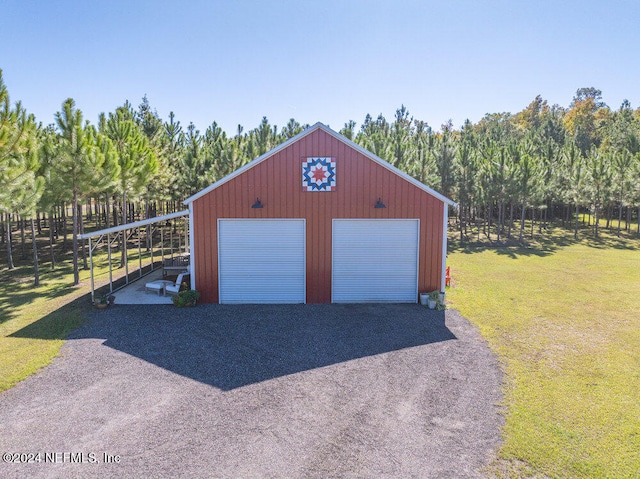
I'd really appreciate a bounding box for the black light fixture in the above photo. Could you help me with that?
[252,198,263,209]
[374,197,386,209]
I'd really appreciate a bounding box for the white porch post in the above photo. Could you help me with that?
[189,203,195,291]
[89,237,95,302]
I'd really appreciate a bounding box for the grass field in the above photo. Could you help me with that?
[447,227,640,478]
[1,221,639,477]
[0,261,90,393]
[0,242,164,393]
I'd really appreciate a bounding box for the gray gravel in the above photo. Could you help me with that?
[0,304,503,478]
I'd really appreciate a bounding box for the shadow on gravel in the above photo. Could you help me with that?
[12,303,456,390]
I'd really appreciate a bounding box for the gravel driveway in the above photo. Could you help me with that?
[0,304,503,478]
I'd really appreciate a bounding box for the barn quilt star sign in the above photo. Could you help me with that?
[302,157,336,191]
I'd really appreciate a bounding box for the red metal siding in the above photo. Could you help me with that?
[192,128,446,303]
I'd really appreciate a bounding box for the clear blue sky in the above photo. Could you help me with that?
[1,0,639,134]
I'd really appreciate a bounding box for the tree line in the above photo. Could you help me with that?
[1,68,639,286]
[348,94,640,244]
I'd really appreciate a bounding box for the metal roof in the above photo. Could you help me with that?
[183,122,457,207]
[78,210,189,240]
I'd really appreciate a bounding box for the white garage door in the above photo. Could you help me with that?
[218,219,306,304]
[332,219,419,303]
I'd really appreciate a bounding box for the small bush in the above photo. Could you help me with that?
[171,289,200,307]
[428,290,446,310]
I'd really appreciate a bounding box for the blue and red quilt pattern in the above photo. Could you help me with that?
[302,157,336,192]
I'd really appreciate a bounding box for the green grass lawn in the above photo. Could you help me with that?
[0,261,90,393]
[447,228,640,478]
[2,221,639,477]
[0,244,163,393]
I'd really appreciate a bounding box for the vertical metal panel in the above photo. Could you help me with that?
[192,128,446,303]
[201,192,210,298]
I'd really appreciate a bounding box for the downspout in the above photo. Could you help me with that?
[440,202,449,296]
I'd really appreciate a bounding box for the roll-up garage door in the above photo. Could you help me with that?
[332,219,419,303]
[218,219,306,303]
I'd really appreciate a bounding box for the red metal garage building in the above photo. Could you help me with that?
[184,123,455,304]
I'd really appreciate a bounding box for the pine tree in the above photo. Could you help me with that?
[0,69,40,270]
[54,98,116,284]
